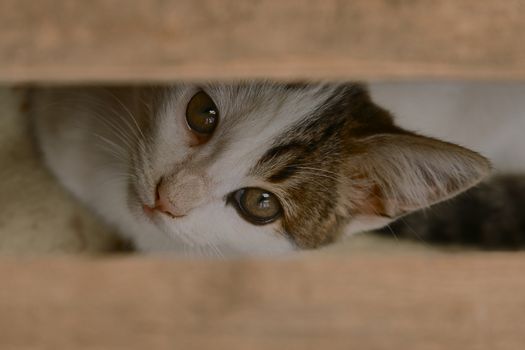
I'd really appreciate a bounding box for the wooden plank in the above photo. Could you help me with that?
[1,254,525,349]
[1,0,525,83]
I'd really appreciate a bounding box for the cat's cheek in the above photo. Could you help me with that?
[159,202,297,256]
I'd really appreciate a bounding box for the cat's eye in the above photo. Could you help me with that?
[185,91,219,141]
[230,188,282,225]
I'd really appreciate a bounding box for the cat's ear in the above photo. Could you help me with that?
[343,133,491,234]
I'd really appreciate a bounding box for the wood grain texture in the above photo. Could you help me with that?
[1,253,525,349]
[1,0,525,83]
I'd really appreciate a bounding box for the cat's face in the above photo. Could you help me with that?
[127,82,490,256]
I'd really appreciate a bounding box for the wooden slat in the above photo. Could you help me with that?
[1,0,525,83]
[1,253,525,349]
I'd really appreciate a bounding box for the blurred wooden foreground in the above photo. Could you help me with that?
[1,254,525,349]
[1,0,525,82]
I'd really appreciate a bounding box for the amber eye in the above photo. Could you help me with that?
[185,91,219,139]
[231,188,282,225]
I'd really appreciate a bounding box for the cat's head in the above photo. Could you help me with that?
[128,82,490,255]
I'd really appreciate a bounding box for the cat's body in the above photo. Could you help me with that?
[31,82,491,256]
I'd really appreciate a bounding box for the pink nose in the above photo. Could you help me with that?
[143,170,209,219]
[154,180,186,218]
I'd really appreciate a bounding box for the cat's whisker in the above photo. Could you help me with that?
[93,133,128,157]
[384,224,400,242]
[94,113,138,151]
[108,105,143,144]
[284,177,333,193]
[294,165,340,177]
[56,95,136,144]
[72,95,141,147]
[398,216,430,246]
[293,168,340,182]
[81,114,133,153]
[104,89,148,143]
[95,176,129,189]
[208,242,224,258]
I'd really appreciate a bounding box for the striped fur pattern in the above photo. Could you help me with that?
[381,175,525,249]
[32,82,491,256]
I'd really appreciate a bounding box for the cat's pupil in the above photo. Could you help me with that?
[202,113,216,126]
[258,193,271,209]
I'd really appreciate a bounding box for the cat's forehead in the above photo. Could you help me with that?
[205,81,342,127]
[187,82,353,182]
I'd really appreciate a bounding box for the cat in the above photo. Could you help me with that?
[370,82,525,249]
[30,82,490,256]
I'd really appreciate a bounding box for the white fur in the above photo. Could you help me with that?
[34,84,339,256]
